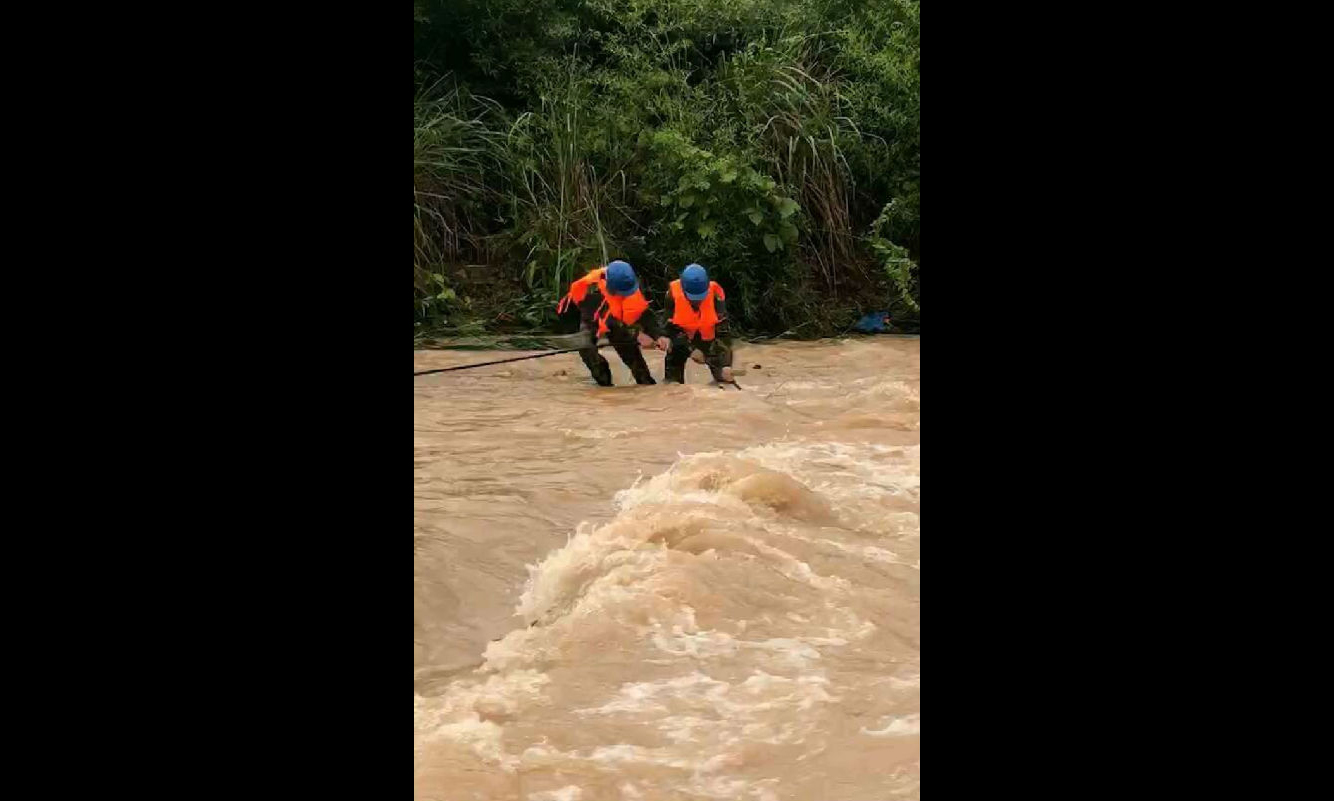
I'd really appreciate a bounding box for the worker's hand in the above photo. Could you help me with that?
[656,337,672,351]
[721,366,734,382]
[690,349,706,364]
[637,332,654,349]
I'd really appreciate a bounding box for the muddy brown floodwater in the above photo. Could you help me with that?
[415,338,919,800]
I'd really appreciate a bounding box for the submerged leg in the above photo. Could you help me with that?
[579,346,613,386]
[663,336,691,383]
[613,341,656,385]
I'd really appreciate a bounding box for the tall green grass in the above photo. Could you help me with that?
[413,0,920,337]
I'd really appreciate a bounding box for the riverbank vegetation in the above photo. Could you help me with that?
[414,0,919,340]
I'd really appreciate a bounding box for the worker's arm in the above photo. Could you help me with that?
[662,291,684,340]
[706,296,734,381]
[578,286,603,333]
[713,296,733,347]
[637,287,667,340]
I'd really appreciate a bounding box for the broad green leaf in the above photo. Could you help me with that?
[697,220,718,238]
[763,234,780,253]
[777,198,800,219]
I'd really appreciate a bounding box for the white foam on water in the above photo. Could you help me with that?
[739,442,921,503]
[579,669,836,745]
[559,427,635,439]
[765,380,837,392]
[527,786,583,801]
[691,775,751,799]
[644,623,847,671]
[417,440,919,794]
[414,669,551,769]
[862,713,921,737]
[580,671,727,716]
[847,377,920,405]
[878,672,920,690]
[812,536,919,567]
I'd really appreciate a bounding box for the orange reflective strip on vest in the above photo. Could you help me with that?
[557,267,607,313]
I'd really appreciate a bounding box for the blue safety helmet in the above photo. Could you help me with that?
[681,263,710,301]
[604,260,638,296]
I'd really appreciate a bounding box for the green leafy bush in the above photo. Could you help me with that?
[413,0,919,337]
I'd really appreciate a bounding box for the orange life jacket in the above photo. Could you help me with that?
[669,279,725,341]
[558,267,650,337]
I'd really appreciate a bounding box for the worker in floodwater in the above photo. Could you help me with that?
[662,263,734,385]
[557,260,671,386]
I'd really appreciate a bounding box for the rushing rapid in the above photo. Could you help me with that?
[414,338,919,800]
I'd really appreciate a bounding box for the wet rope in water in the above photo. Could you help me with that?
[414,334,917,377]
[415,331,596,351]
[414,343,611,376]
